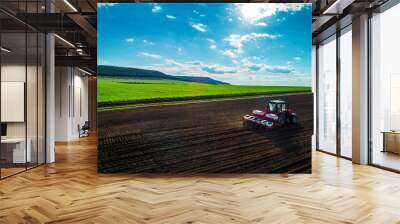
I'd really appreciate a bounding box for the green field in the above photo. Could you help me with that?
[98,76,311,106]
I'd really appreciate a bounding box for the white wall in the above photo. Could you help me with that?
[1,64,26,81]
[1,82,25,122]
[1,65,31,138]
[55,66,70,141]
[72,72,89,138]
[55,67,89,141]
[1,64,26,141]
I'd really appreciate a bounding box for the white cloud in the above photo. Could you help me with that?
[223,33,278,57]
[141,58,304,86]
[164,59,180,66]
[139,52,162,59]
[294,56,301,61]
[255,22,267,27]
[265,66,293,73]
[163,59,237,75]
[191,23,207,32]
[228,18,233,22]
[235,3,305,24]
[225,33,277,50]
[242,58,293,74]
[166,15,176,20]
[142,39,155,45]
[98,3,119,8]
[125,38,135,43]
[207,39,216,49]
[223,50,238,59]
[277,17,286,22]
[207,38,215,43]
[201,64,237,74]
[152,4,162,13]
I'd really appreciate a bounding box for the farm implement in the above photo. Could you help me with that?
[243,99,298,130]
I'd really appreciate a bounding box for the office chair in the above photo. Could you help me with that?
[79,121,90,138]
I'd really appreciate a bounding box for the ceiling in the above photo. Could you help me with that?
[311,0,390,43]
[0,0,97,73]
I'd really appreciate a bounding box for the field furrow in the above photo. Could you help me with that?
[98,93,313,173]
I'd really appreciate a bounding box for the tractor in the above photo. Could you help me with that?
[243,99,298,130]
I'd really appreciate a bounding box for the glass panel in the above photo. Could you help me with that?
[0,1,46,178]
[317,35,337,154]
[26,0,39,169]
[340,27,352,158]
[1,30,27,177]
[312,46,317,151]
[38,32,45,165]
[269,103,276,112]
[371,4,400,171]
[27,30,38,169]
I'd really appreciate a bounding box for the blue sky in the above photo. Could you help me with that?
[98,3,312,86]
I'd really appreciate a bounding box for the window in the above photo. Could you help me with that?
[269,103,277,112]
[317,35,337,154]
[339,26,352,158]
[370,3,400,171]
[0,1,46,179]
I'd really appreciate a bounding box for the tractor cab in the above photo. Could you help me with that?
[267,100,287,114]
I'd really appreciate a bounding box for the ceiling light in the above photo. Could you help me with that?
[323,0,354,15]
[1,47,11,53]
[76,48,85,55]
[54,34,75,48]
[63,0,78,12]
[78,67,93,76]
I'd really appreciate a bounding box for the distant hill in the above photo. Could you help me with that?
[173,76,229,85]
[98,65,170,79]
[98,65,229,85]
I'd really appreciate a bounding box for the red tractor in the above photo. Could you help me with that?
[243,99,298,130]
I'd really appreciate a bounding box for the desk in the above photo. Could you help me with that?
[382,131,400,154]
[1,138,31,163]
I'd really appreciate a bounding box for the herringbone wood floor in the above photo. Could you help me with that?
[1,134,400,224]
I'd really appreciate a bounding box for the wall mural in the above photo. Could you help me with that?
[97,3,313,173]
